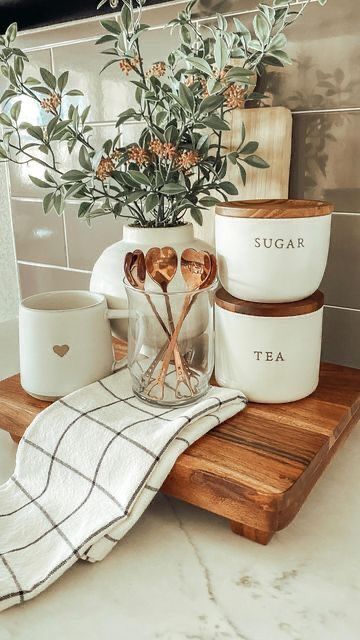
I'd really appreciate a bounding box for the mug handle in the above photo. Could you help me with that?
[105,308,129,372]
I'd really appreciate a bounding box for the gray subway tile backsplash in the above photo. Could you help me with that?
[11,199,67,266]
[322,306,360,369]
[290,111,360,214]
[18,263,91,299]
[4,0,360,368]
[64,204,122,271]
[260,0,360,111]
[321,214,360,311]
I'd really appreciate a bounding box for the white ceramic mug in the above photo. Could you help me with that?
[19,290,128,400]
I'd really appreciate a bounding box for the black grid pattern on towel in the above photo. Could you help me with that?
[0,378,246,607]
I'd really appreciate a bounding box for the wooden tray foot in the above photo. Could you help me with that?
[230,521,274,545]
[10,434,21,444]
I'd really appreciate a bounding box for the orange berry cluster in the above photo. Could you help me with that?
[40,93,61,113]
[119,56,141,76]
[146,62,166,78]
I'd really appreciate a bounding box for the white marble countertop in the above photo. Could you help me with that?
[0,329,359,640]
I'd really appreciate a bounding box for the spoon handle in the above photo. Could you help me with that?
[147,294,193,398]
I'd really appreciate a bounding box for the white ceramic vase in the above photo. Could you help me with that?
[90,223,213,340]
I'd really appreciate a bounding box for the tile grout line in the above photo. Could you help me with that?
[292,107,360,115]
[325,305,360,314]
[17,260,92,274]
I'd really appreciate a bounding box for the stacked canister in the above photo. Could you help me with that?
[214,199,334,403]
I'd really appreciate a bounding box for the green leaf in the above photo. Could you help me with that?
[53,192,64,215]
[116,107,137,127]
[40,67,57,90]
[5,23,17,43]
[264,50,292,66]
[190,207,203,226]
[186,56,212,76]
[58,71,69,92]
[43,192,54,214]
[121,4,131,30]
[29,175,52,189]
[0,113,11,126]
[243,154,269,168]
[78,201,92,217]
[214,37,229,71]
[145,193,159,212]
[198,196,222,207]
[100,19,122,35]
[128,170,151,186]
[198,94,224,115]
[240,140,259,154]
[179,82,194,112]
[253,13,270,43]
[203,115,230,131]
[160,183,186,195]
[219,181,238,195]
[65,89,84,96]
[0,89,17,104]
[225,67,253,83]
[96,34,118,45]
[26,125,44,141]
[238,162,246,186]
[61,170,88,181]
[79,146,92,172]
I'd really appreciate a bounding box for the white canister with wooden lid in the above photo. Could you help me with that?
[215,199,333,303]
[215,288,324,403]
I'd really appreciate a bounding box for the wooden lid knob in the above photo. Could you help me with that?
[215,199,334,218]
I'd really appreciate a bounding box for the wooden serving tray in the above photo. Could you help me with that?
[1,341,359,545]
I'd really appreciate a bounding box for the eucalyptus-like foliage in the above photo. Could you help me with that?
[0,0,326,227]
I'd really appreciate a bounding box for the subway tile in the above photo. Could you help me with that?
[16,1,188,49]
[260,0,360,110]
[321,214,360,311]
[290,111,360,214]
[322,306,360,369]
[194,0,257,18]
[17,20,103,50]
[18,263,90,299]
[64,203,123,271]
[11,199,67,266]
[52,25,178,123]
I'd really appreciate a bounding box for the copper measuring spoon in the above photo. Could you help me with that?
[146,249,214,401]
[124,250,169,336]
[145,246,193,398]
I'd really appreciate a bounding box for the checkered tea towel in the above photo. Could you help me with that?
[0,364,246,611]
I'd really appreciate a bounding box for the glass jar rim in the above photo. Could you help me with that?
[123,278,218,297]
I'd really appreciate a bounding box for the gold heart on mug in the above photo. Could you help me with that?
[53,344,70,358]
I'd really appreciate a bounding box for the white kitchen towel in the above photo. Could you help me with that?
[0,364,246,611]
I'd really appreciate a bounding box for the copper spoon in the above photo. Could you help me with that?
[146,249,213,401]
[145,246,193,398]
[124,250,169,337]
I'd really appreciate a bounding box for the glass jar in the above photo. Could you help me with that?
[124,280,217,406]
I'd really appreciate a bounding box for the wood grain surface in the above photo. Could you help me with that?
[215,198,334,219]
[191,106,293,247]
[0,340,359,545]
[215,288,324,317]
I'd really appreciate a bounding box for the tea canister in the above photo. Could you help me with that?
[215,288,324,403]
[215,199,333,303]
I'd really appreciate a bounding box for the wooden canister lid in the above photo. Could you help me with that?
[215,199,334,219]
[215,288,324,317]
